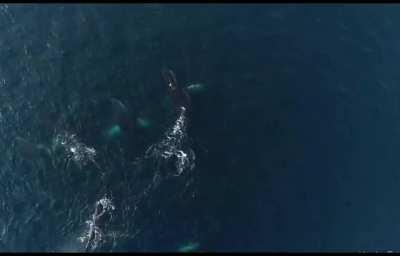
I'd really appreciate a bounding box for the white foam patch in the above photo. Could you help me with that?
[79,196,115,252]
[53,132,97,169]
[145,107,195,176]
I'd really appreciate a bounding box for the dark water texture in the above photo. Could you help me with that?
[0,3,400,252]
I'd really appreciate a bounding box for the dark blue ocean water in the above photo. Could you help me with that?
[1,3,400,252]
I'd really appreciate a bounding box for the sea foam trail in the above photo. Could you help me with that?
[145,106,195,177]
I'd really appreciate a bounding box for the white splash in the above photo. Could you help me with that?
[53,132,97,169]
[145,107,195,176]
[79,196,115,252]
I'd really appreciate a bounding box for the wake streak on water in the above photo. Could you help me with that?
[79,196,115,252]
[145,107,195,177]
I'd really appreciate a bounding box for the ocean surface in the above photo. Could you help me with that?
[0,3,400,252]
